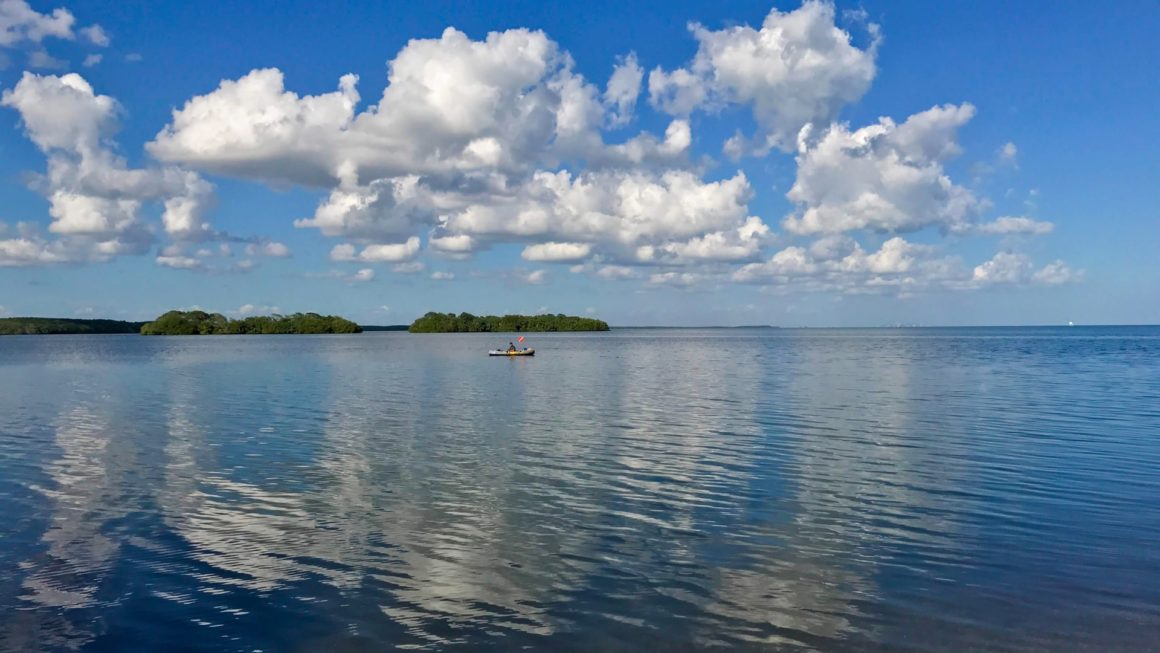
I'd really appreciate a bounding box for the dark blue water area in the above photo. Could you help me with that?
[1,327,1159,651]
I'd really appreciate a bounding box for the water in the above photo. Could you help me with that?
[1,327,1158,652]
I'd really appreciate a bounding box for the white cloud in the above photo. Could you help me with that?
[154,243,263,272]
[0,220,146,266]
[595,264,637,280]
[604,52,643,127]
[734,236,978,295]
[0,234,66,265]
[970,252,1082,287]
[430,271,455,281]
[78,24,107,46]
[1,7,1069,298]
[124,52,141,63]
[521,241,592,262]
[156,254,202,270]
[649,0,878,152]
[999,141,1017,164]
[522,269,548,285]
[783,103,980,235]
[81,53,100,67]
[960,216,1053,236]
[245,241,291,257]
[428,233,475,256]
[0,0,75,47]
[647,271,710,288]
[1032,260,1082,285]
[149,68,360,186]
[351,267,374,282]
[26,48,64,69]
[1,72,117,153]
[147,28,572,187]
[330,236,420,263]
[734,246,816,281]
[0,72,219,263]
[148,28,696,251]
[391,260,426,273]
[971,251,1031,285]
[294,172,429,240]
[435,169,768,264]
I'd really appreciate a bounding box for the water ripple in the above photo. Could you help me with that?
[1,328,1159,651]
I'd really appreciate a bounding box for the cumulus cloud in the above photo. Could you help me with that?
[649,0,878,152]
[147,27,696,254]
[647,271,711,288]
[82,53,100,67]
[431,271,455,281]
[734,236,974,294]
[391,260,426,274]
[434,169,769,265]
[149,68,361,186]
[971,252,1031,285]
[999,141,1017,164]
[0,5,1072,299]
[78,24,107,47]
[148,27,578,187]
[0,72,220,263]
[330,236,420,263]
[1032,260,1082,285]
[521,242,592,262]
[244,241,291,257]
[958,216,1054,236]
[971,252,1082,287]
[294,171,429,240]
[594,264,637,280]
[604,52,643,127]
[154,243,260,272]
[155,253,202,270]
[783,103,980,235]
[26,48,64,69]
[0,219,149,266]
[0,0,75,47]
[351,267,374,282]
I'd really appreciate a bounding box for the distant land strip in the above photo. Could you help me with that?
[0,317,146,335]
[140,311,361,335]
[408,312,609,333]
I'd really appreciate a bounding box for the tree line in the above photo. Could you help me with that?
[408,312,609,333]
[140,311,362,335]
[0,317,146,335]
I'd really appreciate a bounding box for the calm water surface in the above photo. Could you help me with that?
[1,327,1158,652]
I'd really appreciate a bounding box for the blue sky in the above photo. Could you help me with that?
[0,0,1156,326]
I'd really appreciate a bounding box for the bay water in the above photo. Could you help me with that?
[1,327,1158,651]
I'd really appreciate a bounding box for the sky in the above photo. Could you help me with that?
[0,0,1157,327]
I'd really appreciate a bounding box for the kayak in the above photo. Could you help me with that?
[489,349,535,356]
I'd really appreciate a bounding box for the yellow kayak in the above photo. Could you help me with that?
[489,349,535,356]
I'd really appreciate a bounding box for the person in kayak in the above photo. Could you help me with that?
[507,342,517,352]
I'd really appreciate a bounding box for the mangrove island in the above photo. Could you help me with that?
[0,317,147,335]
[408,312,610,333]
[140,310,362,335]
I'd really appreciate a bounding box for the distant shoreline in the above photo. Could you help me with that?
[3,317,1156,336]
